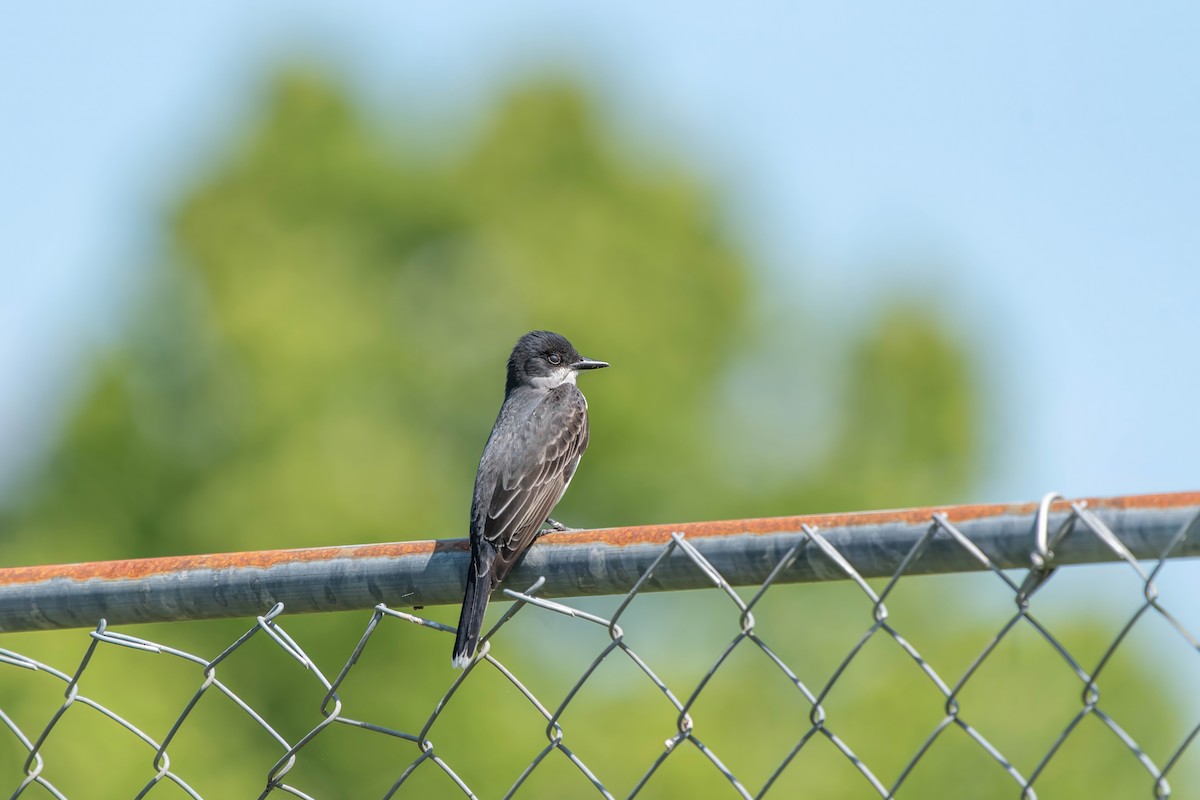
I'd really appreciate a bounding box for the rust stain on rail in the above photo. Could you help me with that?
[0,540,454,586]
[541,490,1200,547]
[2,490,1197,587]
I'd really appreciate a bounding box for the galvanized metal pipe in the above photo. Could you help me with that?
[0,491,1197,632]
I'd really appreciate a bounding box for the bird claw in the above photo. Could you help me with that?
[536,518,582,539]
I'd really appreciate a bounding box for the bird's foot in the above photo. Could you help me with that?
[536,518,582,540]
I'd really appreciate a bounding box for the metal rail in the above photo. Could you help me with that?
[0,491,1197,632]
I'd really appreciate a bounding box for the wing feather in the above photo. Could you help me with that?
[482,386,590,583]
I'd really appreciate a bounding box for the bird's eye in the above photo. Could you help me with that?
[547,353,562,365]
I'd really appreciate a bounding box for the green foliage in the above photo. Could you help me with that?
[0,68,1185,797]
[818,306,977,511]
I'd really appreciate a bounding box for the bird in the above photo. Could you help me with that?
[451,330,608,669]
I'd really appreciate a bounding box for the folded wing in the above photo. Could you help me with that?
[484,386,590,584]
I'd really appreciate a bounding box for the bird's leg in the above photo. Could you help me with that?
[534,518,583,541]
[534,517,583,540]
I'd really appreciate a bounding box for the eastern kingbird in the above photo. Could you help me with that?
[451,331,608,669]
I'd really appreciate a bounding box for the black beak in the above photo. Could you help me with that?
[572,357,609,370]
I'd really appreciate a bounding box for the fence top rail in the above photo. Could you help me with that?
[1,490,1197,633]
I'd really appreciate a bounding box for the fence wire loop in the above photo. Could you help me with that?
[1015,491,1067,605]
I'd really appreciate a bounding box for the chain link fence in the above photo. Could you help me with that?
[2,491,1199,798]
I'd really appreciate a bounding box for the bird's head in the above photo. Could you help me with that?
[506,330,608,394]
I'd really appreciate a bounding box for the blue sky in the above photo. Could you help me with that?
[1,1,1198,505]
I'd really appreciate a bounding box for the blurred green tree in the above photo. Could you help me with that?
[0,70,1183,798]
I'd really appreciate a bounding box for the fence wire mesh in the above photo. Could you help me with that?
[2,493,1200,798]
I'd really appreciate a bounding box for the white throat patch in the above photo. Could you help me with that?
[530,367,576,390]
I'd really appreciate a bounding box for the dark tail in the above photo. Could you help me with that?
[451,555,492,669]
